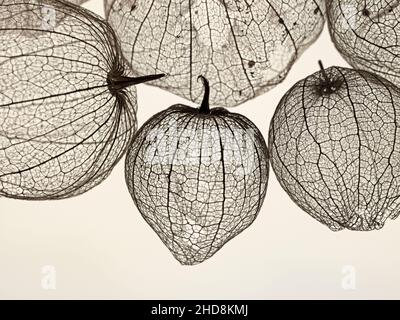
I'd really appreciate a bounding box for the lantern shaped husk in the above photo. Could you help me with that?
[269,65,400,231]
[327,0,400,88]
[105,0,326,107]
[0,0,141,199]
[125,83,269,264]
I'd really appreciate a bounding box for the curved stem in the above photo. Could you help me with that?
[198,76,210,114]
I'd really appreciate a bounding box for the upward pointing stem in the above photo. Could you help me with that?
[318,60,330,84]
[198,76,210,114]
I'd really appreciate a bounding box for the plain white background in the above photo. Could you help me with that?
[1,0,399,299]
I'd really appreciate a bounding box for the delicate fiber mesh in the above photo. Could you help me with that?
[126,105,269,264]
[105,0,326,107]
[0,0,137,199]
[269,66,400,231]
[327,0,400,87]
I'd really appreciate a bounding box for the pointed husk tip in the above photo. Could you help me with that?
[108,73,165,92]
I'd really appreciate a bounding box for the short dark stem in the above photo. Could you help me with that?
[108,73,165,91]
[318,60,330,83]
[198,76,210,114]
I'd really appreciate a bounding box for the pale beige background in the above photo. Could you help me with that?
[1,0,399,299]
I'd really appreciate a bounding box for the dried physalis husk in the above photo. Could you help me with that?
[327,0,400,87]
[126,77,269,264]
[0,0,163,199]
[105,0,326,107]
[269,62,400,231]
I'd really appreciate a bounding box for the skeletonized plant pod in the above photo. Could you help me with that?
[269,62,400,231]
[105,0,326,108]
[125,77,269,265]
[0,0,163,199]
[327,0,400,87]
